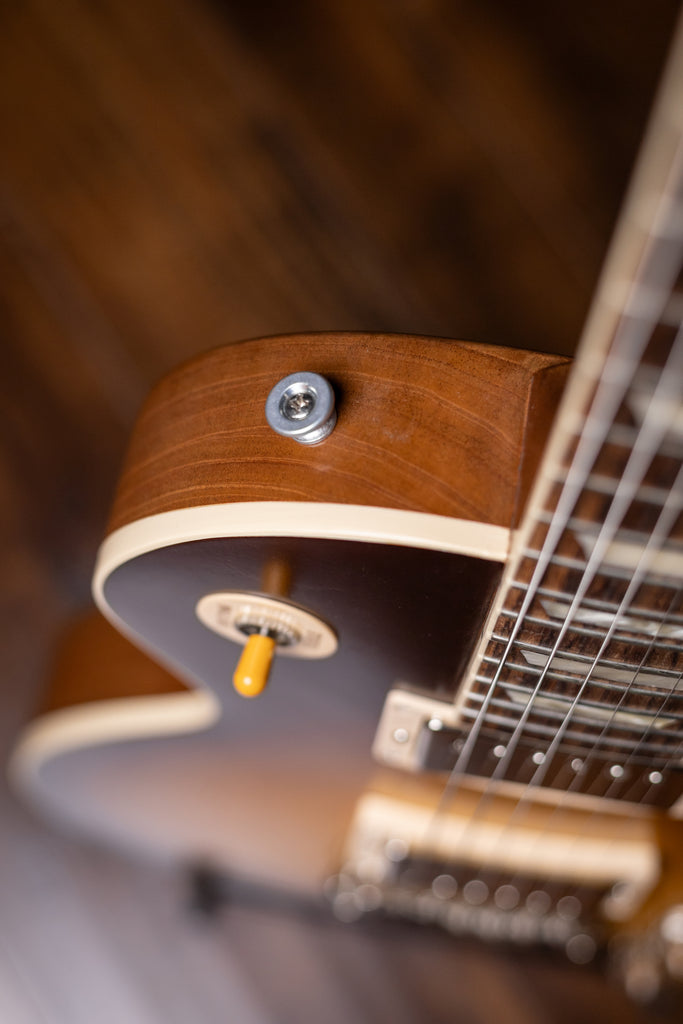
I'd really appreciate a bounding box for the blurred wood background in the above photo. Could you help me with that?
[1,0,682,1020]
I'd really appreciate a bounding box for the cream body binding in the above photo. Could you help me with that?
[11,502,509,895]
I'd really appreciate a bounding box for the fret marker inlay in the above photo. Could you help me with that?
[504,687,677,730]
[520,648,682,692]
[574,533,683,578]
[540,599,683,639]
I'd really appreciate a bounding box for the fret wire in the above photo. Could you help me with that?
[483,638,683,677]
[480,652,683,683]
[520,548,683,581]
[440,296,667,790]
[497,702,683,734]
[597,591,683,779]
[485,328,683,798]
[545,637,683,807]
[480,490,683,900]
[479,688,683,727]
[459,709,683,755]
[477,662,683,697]
[474,681,683,712]
[461,706,683,752]
[493,617,683,648]
[534,521,683,556]
[467,700,683,742]
[550,472,675,505]
[471,674,683,716]
[506,583,683,622]
[598,422,683,459]
[534,511,674,533]
[507,587,683,625]
[482,650,683,684]
[524,146,683,790]
[510,452,683,792]
[633,714,683,770]
[465,686,683,723]
[491,646,683,683]
[428,81,683,863]
[413,43,683,909]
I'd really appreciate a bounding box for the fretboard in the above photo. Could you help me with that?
[455,20,683,810]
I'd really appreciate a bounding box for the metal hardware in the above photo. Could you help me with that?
[265,371,337,445]
[372,688,461,771]
[328,860,602,959]
[237,620,299,647]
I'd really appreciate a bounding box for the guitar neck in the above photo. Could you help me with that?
[455,21,683,810]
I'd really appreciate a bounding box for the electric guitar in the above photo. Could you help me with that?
[10,11,683,1002]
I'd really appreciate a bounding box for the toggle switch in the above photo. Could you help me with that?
[233,632,277,698]
[196,592,338,699]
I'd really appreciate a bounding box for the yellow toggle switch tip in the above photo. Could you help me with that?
[233,633,276,698]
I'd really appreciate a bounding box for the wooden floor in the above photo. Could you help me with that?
[1,0,682,1020]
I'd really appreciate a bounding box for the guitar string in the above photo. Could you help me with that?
[564,596,683,822]
[381,31,683,907]
[473,232,683,884]
[502,590,683,924]
[453,308,683,898]
[371,26,683,940]
[496,356,683,795]
[434,350,683,913]
[539,575,683,800]
[479,123,683,917]
[416,158,683,894]
[465,85,683,809]
[480,490,683,919]
[602,592,683,802]
[423,228,681,821]
[454,107,682,758]
[417,317,665,873]
[515,580,683,923]
[419,380,683,929]
[543,417,683,904]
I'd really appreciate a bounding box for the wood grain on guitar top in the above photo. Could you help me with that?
[107,333,569,535]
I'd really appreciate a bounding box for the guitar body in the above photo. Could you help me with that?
[11,334,569,893]
[9,16,683,998]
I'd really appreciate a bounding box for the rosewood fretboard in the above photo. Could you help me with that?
[455,27,683,811]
